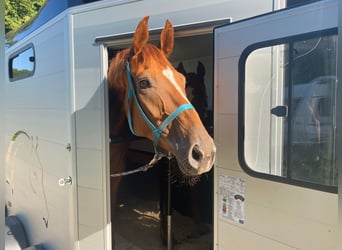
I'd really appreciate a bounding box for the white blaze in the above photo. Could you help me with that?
[162,67,190,103]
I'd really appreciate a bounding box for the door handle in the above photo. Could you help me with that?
[58,176,72,186]
[271,105,288,117]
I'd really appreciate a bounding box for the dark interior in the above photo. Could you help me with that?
[108,31,214,249]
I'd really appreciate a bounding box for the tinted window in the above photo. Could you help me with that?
[241,30,338,191]
[9,45,35,81]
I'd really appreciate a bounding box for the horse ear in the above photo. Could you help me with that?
[159,19,174,56]
[197,61,206,78]
[177,62,186,75]
[133,16,150,55]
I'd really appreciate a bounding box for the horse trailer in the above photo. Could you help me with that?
[2,0,341,249]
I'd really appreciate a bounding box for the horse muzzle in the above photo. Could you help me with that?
[176,135,216,176]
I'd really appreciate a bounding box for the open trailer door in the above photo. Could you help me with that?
[214,0,340,249]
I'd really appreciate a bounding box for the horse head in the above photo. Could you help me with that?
[177,61,208,123]
[107,16,216,176]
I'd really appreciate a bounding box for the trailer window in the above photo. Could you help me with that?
[240,29,338,192]
[9,45,35,81]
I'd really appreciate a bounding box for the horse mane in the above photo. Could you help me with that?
[107,48,131,137]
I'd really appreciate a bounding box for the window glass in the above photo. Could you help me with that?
[9,45,35,81]
[242,30,337,190]
[287,0,322,8]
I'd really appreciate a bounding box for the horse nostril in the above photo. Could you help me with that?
[192,144,203,162]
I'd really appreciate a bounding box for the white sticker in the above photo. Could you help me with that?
[218,175,245,224]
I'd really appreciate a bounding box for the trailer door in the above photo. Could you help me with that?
[214,1,340,249]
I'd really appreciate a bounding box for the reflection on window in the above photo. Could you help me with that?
[243,30,337,190]
[9,45,35,81]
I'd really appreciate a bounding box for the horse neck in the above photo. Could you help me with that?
[108,87,131,140]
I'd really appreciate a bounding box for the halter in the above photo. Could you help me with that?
[125,61,194,151]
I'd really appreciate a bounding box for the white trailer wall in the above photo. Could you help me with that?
[4,16,76,249]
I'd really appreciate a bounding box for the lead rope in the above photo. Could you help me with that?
[110,151,166,178]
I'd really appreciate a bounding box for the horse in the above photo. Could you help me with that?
[177,61,208,124]
[107,16,216,248]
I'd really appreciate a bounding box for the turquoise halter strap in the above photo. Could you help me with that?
[125,61,194,151]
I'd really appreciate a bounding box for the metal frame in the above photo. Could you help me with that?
[337,0,342,245]
[238,28,338,193]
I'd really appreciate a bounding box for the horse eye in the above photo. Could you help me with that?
[138,79,151,89]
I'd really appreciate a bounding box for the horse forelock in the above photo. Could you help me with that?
[130,44,171,69]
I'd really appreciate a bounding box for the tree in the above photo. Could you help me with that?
[5,0,45,34]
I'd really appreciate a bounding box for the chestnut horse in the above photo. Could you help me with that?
[107,16,216,247]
